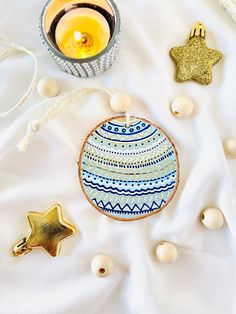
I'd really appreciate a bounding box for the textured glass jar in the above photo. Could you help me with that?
[40,0,121,78]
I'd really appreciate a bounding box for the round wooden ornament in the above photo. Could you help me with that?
[78,116,179,221]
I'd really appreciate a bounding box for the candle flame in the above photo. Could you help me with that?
[74,31,83,42]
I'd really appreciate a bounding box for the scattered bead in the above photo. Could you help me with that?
[156,241,178,264]
[224,139,236,159]
[201,207,224,230]
[37,77,60,98]
[91,254,114,277]
[110,93,131,113]
[171,96,194,118]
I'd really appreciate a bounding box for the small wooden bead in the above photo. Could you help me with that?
[110,93,131,113]
[171,96,194,118]
[224,139,236,159]
[201,208,224,230]
[37,77,60,98]
[156,242,178,264]
[91,254,114,277]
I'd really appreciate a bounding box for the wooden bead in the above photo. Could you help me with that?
[91,254,114,277]
[156,242,178,264]
[171,96,194,118]
[110,93,131,113]
[201,208,224,230]
[37,77,60,98]
[224,139,236,159]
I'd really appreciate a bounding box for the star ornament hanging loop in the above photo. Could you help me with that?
[170,21,223,85]
[13,204,76,257]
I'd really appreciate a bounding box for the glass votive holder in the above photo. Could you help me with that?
[40,0,121,78]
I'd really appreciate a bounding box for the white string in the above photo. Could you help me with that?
[17,88,133,152]
[0,37,38,117]
[17,88,109,152]
[219,0,236,22]
[125,111,131,127]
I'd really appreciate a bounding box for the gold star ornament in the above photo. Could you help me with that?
[13,204,76,257]
[170,22,222,85]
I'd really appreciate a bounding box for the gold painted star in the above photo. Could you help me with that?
[13,204,76,257]
[170,22,222,85]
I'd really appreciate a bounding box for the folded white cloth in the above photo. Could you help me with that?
[0,0,236,313]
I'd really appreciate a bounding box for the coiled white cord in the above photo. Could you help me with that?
[0,37,38,117]
[219,0,236,22]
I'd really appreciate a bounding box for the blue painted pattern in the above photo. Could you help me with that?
[79,117,179,220]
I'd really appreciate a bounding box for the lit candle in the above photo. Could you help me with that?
[40,0,121,78]
[55,8,111,59]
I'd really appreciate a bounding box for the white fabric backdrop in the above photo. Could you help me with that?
[1,0,236,313]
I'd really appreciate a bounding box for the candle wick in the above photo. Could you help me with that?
[81,37,87,44]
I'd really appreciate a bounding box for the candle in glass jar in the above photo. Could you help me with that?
[40,0,121,78]
[55,8,111,59]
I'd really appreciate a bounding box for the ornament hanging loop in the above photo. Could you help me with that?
[13,237,32,257]
[125,111,131,128]
[190,21,205,39]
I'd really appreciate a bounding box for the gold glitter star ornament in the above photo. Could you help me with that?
[13,204,76,257]
[170,22,222,85]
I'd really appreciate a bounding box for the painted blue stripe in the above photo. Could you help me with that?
[82,169,177,182]
[86,185,174,196]
[92,198,167,212]
[84,181,175,196]
[86,137,167,155]
[83,150,175,168]
[94,129,158,143]
[100,124,151,136]
[84,178,175,191]
[82,162,175,176]
[107,121,141,128]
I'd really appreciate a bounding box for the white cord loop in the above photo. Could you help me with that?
[0,37,38,117]
[219,0,236,22]
[17,88,132,152]
[125,111,131,128]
